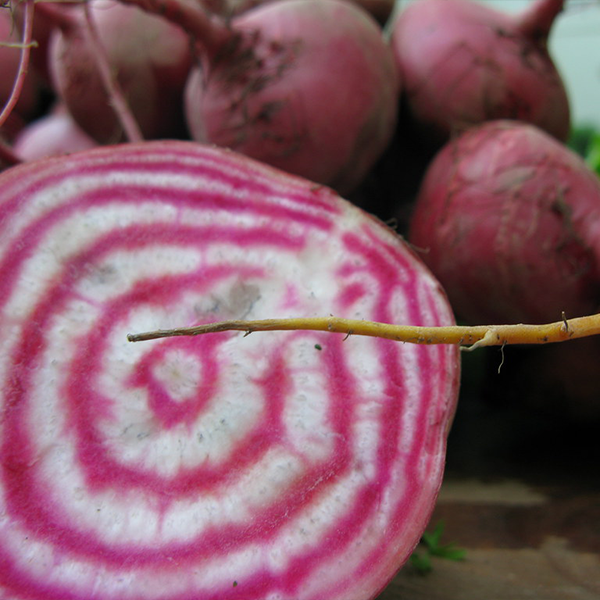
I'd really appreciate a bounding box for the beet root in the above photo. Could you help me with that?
[0,7,44,134]
[409,120,600,325]
[48,0,192,143]
[184,0,399,194]
[390,0,570,148]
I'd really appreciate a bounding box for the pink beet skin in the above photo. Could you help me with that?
[409,120,600,325]
[0,141,458,600]
[184,0,399,194]
[390,0,570,147]
[13,104,98,161]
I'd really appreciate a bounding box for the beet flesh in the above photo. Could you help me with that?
[0,141,458,600]
[409,120,600,325]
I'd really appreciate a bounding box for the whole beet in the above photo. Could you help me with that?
[48,0,192,143]
[409,121,600,325]
[184,0,399,194]
[390,0,570,148]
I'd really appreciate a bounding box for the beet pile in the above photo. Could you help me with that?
[1,0,599,598]
[2,0,399,193]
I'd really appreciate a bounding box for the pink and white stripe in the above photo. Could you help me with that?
[0,141,459,600]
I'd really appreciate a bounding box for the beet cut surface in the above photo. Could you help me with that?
[0,141,459,600]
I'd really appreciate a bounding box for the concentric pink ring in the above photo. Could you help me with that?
[0,141,459,600]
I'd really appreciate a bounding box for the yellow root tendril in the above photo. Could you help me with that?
[127,313,600,349]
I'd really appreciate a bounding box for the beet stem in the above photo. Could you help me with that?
[0,0,35,129]
[118,0,234,58]
[127,312,600,348]
[30,0,79,33]
[516,0,564,43]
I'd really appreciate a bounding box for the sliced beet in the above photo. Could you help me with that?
[0,141,458,600]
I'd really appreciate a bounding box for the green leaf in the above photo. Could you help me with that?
[409,520,466,574]
[586,132,600,177]
[421,520,445,550]
[430,544,467,561]
[409,552,432,575]
[568,126,596,157]
[568,126,600,177]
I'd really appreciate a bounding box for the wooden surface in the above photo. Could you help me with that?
[376,346,600,600]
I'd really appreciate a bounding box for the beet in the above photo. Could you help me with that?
[0,140,458,600]
[181,0,399,194]
[408,120,600,325]
[13,104,97,160]
[390,0,570,148]
[47,0,193,143]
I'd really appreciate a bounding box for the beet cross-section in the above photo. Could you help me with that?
[0,140,459,600]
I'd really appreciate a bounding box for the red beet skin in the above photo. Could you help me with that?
[409,121,600,325]
[0,141,458,600]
